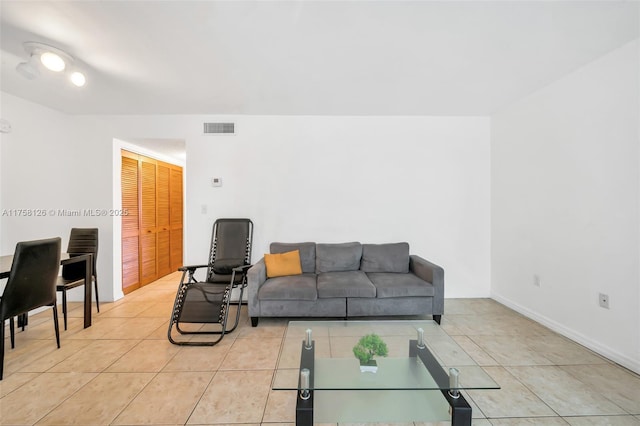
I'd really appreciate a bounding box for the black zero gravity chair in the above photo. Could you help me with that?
[168,218,253,346]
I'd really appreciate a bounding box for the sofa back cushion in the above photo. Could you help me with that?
[270,242,316,273]
[316,242,363,273]
[360,242,410,273]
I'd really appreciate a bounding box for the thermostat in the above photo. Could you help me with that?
[211,177,222,187]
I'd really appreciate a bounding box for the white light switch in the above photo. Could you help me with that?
[201,204,207,214]
[0,118,11,133]
[211,177,222,187]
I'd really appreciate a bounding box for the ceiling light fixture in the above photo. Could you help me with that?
[40,51,66,72]
[16,55,40,80]
[16,41,86,88]
[70,71,86,87]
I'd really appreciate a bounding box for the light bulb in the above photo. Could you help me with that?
[40,51,65,72]
[70,71,86,87]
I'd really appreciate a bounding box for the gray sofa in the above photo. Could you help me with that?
[247,241,444,327]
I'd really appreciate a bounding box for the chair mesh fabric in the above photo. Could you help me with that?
[176,283,228,323]
[207,219,251,282]
[168,218,253,346]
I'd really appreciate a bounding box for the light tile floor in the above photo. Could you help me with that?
[1,271,639,425]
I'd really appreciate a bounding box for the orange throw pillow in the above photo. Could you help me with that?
[264,250,303,278]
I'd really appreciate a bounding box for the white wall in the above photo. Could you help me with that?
[491,40,640,373]
[0,94,115,300]
[0,100,492,302]
[187,116,491,298]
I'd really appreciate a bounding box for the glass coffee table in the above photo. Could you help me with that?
[273,320,499,426]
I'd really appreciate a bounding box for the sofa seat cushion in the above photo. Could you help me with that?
[316,242,363,273]
[258,273,317,301]
[317,271,376,298]
[367,273,434,298]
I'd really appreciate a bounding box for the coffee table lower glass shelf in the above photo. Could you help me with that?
[273,320,500,426]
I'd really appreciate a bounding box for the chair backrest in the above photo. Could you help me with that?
[0,237,61,321]
[207,218,253,279]
[62,228,98,280]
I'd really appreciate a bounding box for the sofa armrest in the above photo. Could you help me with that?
[409,255,444,315]
[247,258,267,316]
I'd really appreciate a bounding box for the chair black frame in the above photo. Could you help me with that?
[57,228,99,330]
[0,238,62,380]
[168,218,253,346]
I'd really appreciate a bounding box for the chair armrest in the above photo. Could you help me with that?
[178,264,210,272]
[177,264,211,285]
[247,258,267,316]
[230,264,253,288]
[232,264,253,273]
[410,255,444,315]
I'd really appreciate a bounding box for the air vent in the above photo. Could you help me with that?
[204,123,235,134]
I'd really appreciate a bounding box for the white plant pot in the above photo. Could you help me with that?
[359,360,378,373]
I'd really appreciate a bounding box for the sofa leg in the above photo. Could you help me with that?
[433,315,441,325]
[251,317,259,327]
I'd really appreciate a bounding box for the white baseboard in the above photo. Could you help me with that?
[491,292,640,375]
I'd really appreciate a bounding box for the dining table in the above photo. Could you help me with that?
[0,252,93,328]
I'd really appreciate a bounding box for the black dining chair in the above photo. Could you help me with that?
[0,237,62,380]
[57,228,99,330]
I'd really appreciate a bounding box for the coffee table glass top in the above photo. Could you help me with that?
[272,320,499,391]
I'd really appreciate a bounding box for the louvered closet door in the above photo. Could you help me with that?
[140,158,158,285]
[170,168,183,271]
[156,162,171,277]
[121,152,140,293]
[121,150,183,294]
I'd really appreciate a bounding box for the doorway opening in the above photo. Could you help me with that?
[112,138,185,299]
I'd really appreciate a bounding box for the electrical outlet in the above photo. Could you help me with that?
[533,274,541,287]
[598,293,610,309]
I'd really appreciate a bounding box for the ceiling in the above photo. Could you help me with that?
[0,1,638,116]
[124,138,186,163]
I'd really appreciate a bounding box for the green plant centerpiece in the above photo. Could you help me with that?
[353,333,388,373]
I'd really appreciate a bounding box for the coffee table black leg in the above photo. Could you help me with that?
[409,339,472,426]
[296,391,314,426]
[446,392,472,426]
[296,340,315,426]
